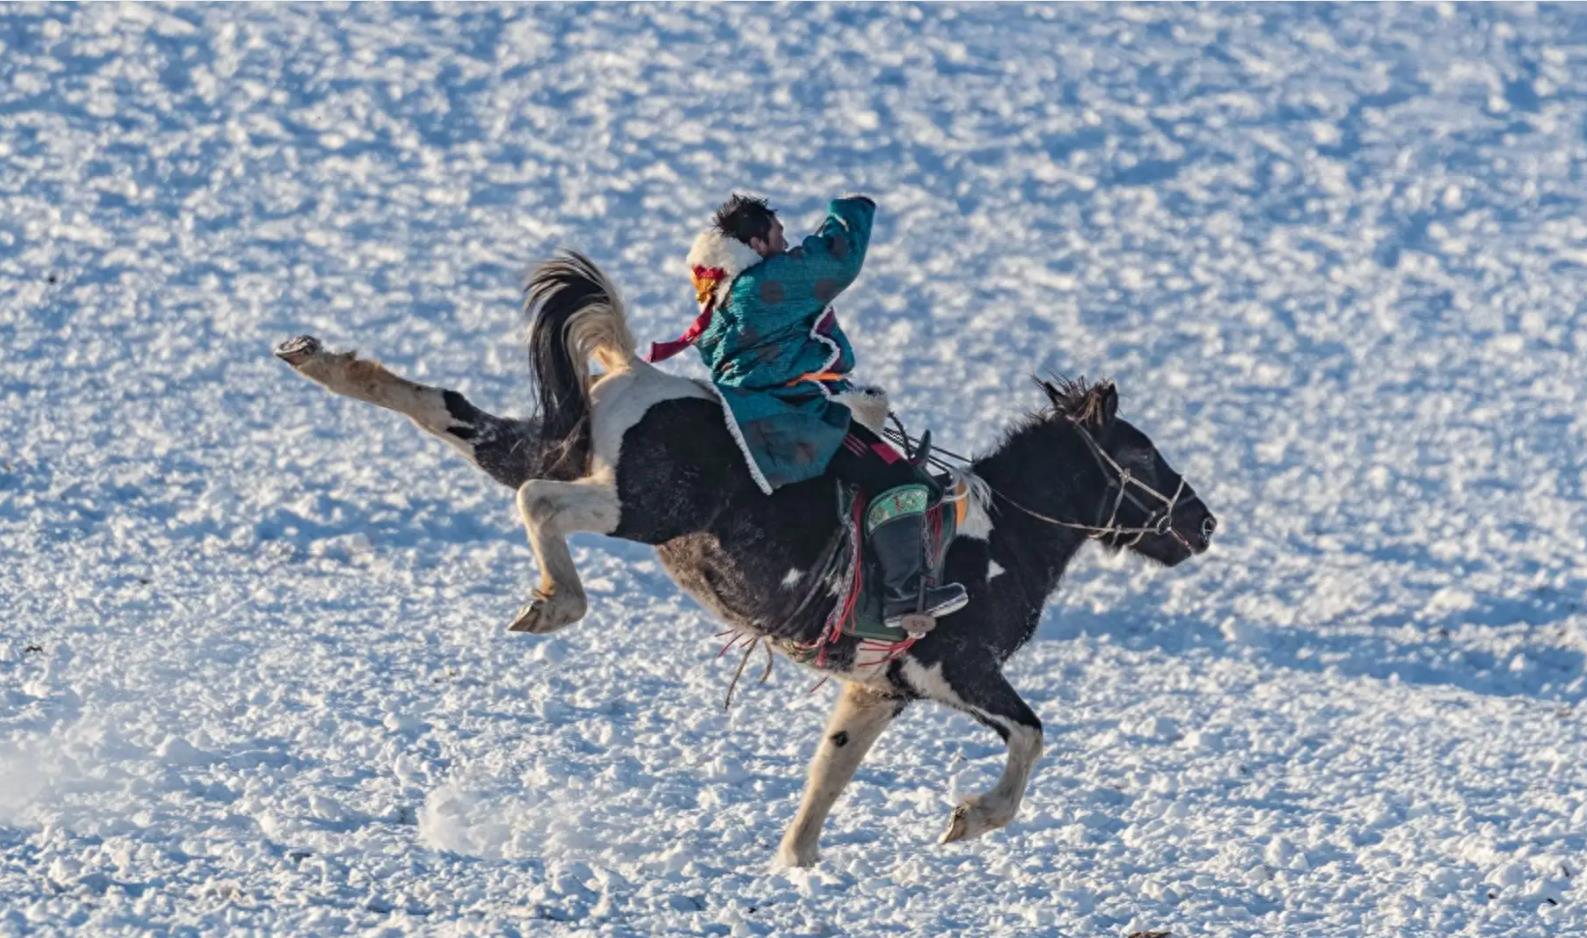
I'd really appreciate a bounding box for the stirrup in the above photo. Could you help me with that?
[884,583,969,634]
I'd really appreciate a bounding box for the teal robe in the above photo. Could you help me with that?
[694,197,876,493]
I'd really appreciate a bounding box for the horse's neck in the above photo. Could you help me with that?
[972,422,1095,595]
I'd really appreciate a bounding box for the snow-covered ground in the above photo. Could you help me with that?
[4,3,1586,934]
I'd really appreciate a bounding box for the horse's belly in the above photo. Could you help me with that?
[655,534,762,630]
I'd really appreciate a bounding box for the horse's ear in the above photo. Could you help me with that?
[1096,381,1118,427]
[1037,378,1063,410]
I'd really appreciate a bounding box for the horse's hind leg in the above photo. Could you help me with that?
[509,477,621,634]
[776,682,907,868]
[902,658,1044,843]
[274,335,537,489]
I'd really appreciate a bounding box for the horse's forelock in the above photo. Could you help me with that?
[1035,375,1113,428]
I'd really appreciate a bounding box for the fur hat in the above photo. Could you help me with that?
[646,229,765,363]
[685,228,764,309]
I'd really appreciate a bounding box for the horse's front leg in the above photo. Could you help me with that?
[776,681,907,868]
[509,477,621,634]
[902,658,1044,843]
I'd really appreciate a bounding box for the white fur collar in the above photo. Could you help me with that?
[686,228,764,306]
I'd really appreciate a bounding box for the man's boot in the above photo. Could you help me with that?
[866,483,969,629]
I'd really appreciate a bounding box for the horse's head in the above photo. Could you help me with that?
[1038,378,1217,568]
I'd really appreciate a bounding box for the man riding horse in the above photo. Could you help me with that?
[274,214,1218,863]
[647,194,967,629]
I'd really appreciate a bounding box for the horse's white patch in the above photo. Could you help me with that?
[588,362,713,474]
[517,477,621,536]
[781,568,803,588]
[952,474,995,542]
[512,477,624,631]
[900,658,1023,742]
[899,659,966,710]
[987,560,1006,580]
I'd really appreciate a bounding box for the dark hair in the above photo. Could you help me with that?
[713,194,777,245]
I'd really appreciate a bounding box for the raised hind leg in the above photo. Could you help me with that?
[274,335,538,489]
[901,658,1043,843]
[776,682,907,868]
[509,477,621,634]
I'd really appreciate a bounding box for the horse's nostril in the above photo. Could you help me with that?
[1201,516,1217,540]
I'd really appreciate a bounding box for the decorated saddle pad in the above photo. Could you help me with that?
[837,475,970,642]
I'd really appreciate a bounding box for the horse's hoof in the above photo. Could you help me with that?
[773,842,819,868]
[939,796,1012,844]
[507,590,584,634]
[507,597,555,633]
[940,803,973,843]
[275,335,322,365]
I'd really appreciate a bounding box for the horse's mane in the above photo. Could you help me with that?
[979,374,1114,464]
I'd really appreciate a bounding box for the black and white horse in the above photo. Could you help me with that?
[274,252,1216,867]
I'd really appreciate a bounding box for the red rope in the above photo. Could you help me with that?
[796,491,928,681]
[815,495,867,667]
[854,635,919,671]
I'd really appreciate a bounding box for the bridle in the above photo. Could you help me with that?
[994,417,1193,551]
[881,415,1198,551]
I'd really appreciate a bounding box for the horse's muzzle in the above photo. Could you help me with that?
[1178,502,1216,554]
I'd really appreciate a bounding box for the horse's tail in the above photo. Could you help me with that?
[523,251,640,480]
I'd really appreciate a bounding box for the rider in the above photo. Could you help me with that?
[648,193,968,628]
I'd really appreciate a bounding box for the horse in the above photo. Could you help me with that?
[273,252,1217,867]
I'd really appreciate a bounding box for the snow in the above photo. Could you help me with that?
[3,3,1586,935]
